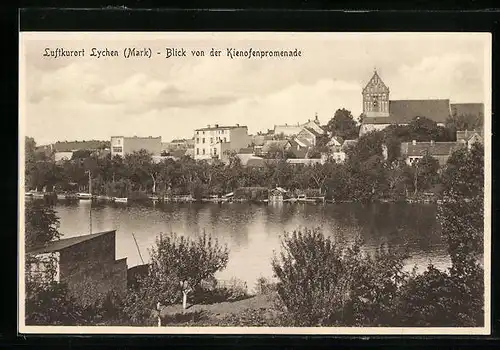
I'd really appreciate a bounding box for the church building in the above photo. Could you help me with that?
[359,70,483,136]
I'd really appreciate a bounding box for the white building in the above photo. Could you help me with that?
[110,136,162,157]
[194,124,251,161]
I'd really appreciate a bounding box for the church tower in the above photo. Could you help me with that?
[362,69,390,118]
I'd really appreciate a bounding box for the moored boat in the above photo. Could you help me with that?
[114,197,128,203]
[32,192,45,199]
[78,193,92,200]
[56,193,67,200]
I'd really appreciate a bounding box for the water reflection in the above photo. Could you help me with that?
[52,201,450,287]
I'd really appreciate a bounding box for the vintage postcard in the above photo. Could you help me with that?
[18,32,491,335]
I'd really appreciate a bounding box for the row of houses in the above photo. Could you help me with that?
[35,126,483,169]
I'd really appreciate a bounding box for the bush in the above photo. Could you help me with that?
[218,278,249,301]
[396,264,483,327]
[191,277,249,304]
[254,277,277,295]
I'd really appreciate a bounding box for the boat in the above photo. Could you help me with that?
[114,197,128,203]
[296,195,316,203]
[25,191,34,198]
[78,193,92,200]
[56,193,67,200]
[32,192,45,199]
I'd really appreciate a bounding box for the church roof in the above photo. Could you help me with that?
[363,99,451,125]
[450,103,484,118]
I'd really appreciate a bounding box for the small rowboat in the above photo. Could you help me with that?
[114,197,128,203]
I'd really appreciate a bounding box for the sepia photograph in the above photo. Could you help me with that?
[18,32,491,334]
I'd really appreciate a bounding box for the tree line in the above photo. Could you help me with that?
[25,107,481,202]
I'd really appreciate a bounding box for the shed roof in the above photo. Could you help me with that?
[27,230,115,255]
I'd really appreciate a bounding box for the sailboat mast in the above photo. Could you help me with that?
[88,170,92,234]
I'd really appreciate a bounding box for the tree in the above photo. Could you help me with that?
[272,228,409,326]
[441,143,483,200]
[325,108,359,139]
[124,149,157,193]
[413,154,439,194]
[25,200,61,251]
[446,112,483,133]
[24,200,84,325]
[148,232,229,310]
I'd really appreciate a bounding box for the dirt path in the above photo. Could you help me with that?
[160,294,275,319]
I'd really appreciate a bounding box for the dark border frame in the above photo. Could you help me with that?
[6,7,499,349]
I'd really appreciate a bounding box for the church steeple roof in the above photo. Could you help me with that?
[362,69,390,94]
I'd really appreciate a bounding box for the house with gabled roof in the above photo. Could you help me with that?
[400,140,465,167]
[456,129,484,150]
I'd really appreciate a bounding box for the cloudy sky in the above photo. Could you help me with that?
[20,32,490,146]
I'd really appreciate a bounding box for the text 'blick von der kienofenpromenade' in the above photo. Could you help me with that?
[42,47,303,59]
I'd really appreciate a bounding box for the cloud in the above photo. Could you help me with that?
[393,53,484,101]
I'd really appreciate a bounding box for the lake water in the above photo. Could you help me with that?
[53,201,451,291]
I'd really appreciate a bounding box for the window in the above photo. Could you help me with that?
[112,147,123,153]
[196,138,199,143]
[203,131,205,135]
[202,149,205,155]
[210,137,213,143]
[196,148,199,155]
[202,138,205,144]
[214,148,217,155]
[224,137,227,142]
[197,131,199,135]
[116,139,121,145]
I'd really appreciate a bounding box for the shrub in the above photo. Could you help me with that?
[254,277,277,295]
[218,278,249,301]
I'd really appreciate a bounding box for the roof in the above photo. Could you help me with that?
[450,103,484,118]
[363,99,451,125]
[40,140,110,152]
[237,154,264,166]
[111,136,161,140]
[195,125,247,131]
[274,125,303,136]
[342,139,358,151]
[262,140,291,153]
[327,136,344,146]
[401,142,464,157]
[456,130,484,143]
[27,230,115,255]
[289,148,308,158]
[302,120,325,134]
[170,138,189,143]
[302,127,322,137]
